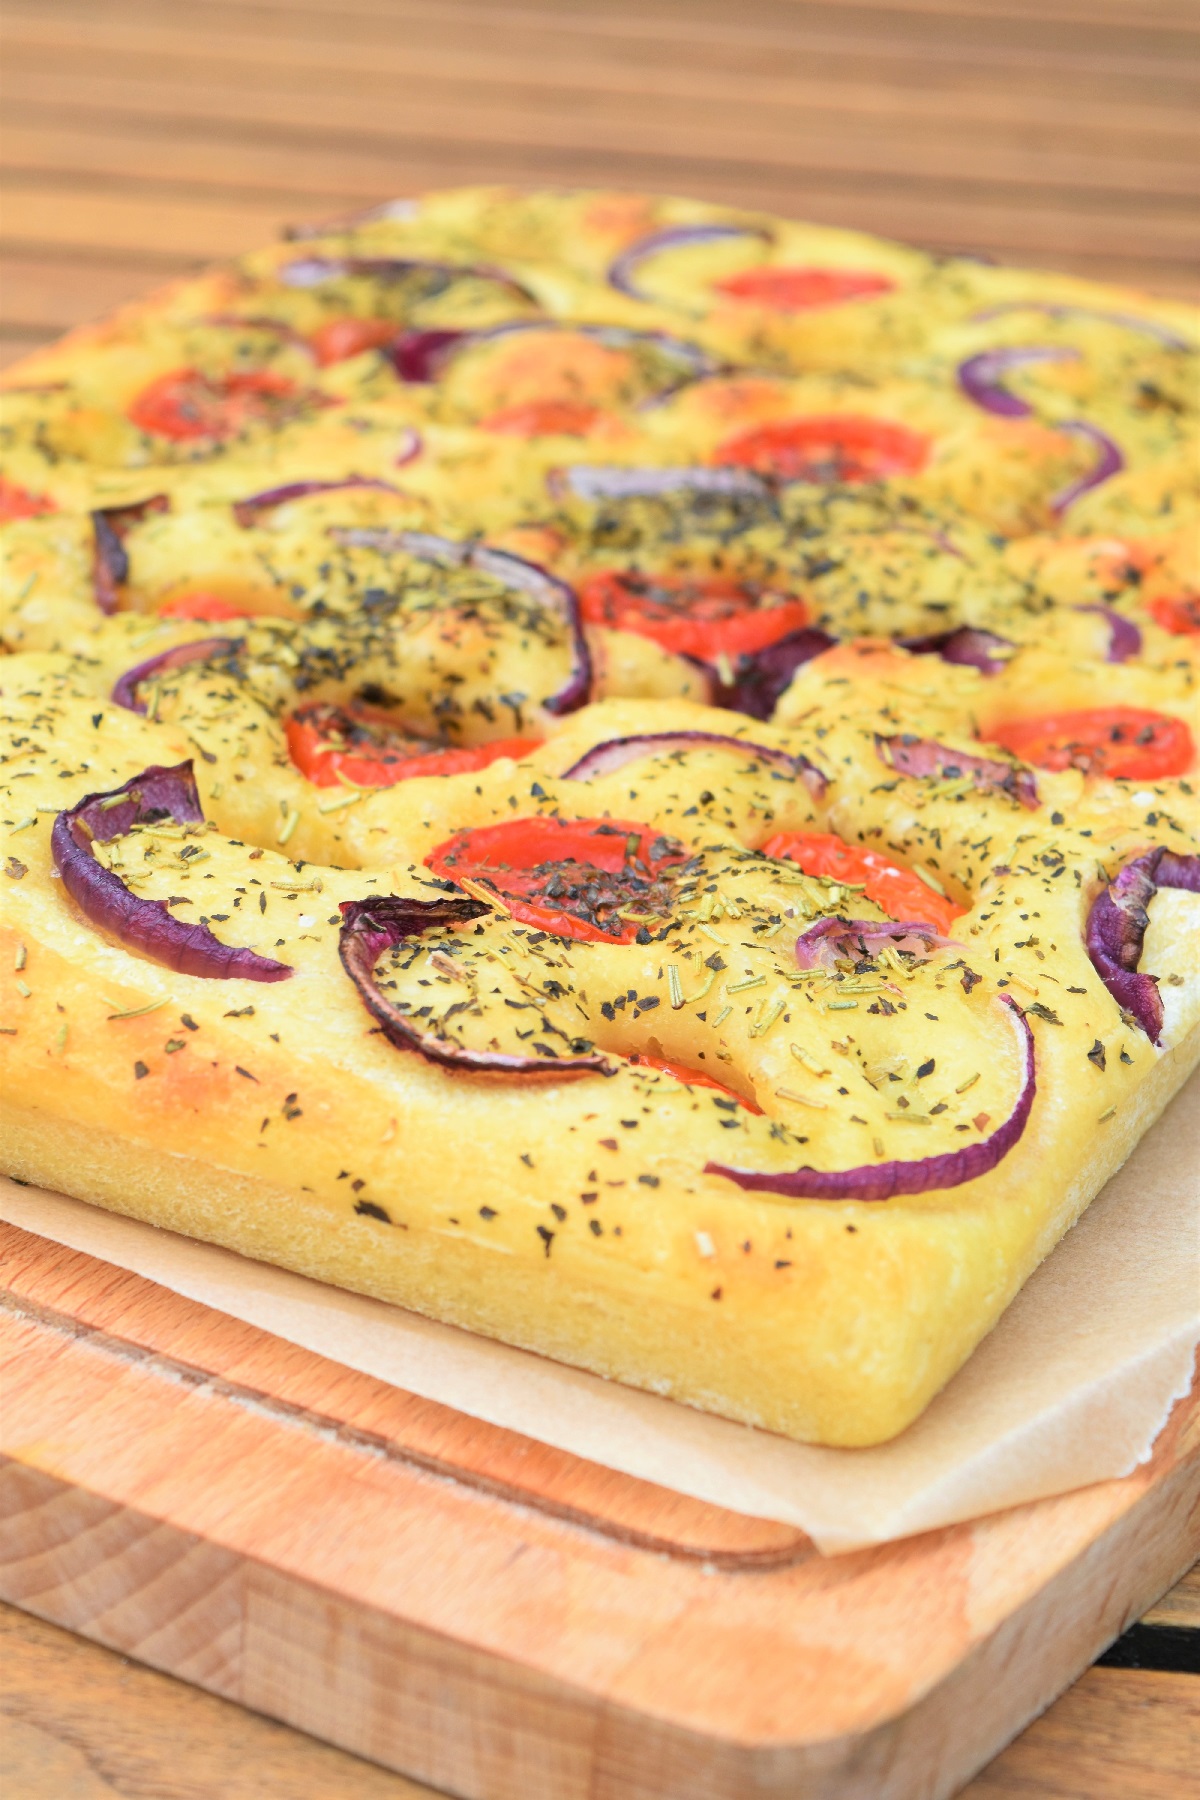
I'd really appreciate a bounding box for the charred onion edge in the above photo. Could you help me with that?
[704,997,1035,1200]
[608,222,773,301]
[969,302,1192,352]
[560,728,828,796]
[793,915,958,969]
[90,494,170,615]
[898,626,1015,676]
[328,528,591,714]
[876,731,1040,809]
[338,894,611,1076]
[231,472,414,527]
[112,636,242,714]
[956,346,1079,418]
[52,762,292,983]
[1051,422,1125,515]
[1085,847,1200,1044]
[1076,604,1142,662]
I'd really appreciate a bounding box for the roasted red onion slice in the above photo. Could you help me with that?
[90,494,170,614]
[1085,847,1200,1043]
[705,998,1035,1201]
[957,346,1079,418]
[1050,422,1125,515]
[551,463,769,503]
[794,916,955,969]
[899,626,1015,676]
[608,222,773,301]
[112,637,241,714]
[279,256,539,305]
[1077,604,1142,663]
[877,732,1040,808]
[232,474,410,528]
[339,895,610,1076]
[561,729,827,795]
[328,529,590,714]
[704,627,838,721]
[970,302,1192,352]
[388,320,717,395]
[52,763,291,983]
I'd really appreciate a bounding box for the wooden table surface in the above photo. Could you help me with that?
[1,1,1197,1793]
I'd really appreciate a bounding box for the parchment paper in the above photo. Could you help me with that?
[3,1071,1197,1555]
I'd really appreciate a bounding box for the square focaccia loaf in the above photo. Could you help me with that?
[2,185,1198,1446]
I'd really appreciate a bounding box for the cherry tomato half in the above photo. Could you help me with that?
[1148,595,1200,637]
[712,266,895,312]
[627,1051,762,1111]
[481,400,604,437]
[427,815,689,943]
[0,475,55,521]
[762,830,963,936]
[128,368,307,441]
[286,702,540,790]
[308,317,400,366]
[715,414,931,484]
[988,707,1194,781]
[579,568,810,660]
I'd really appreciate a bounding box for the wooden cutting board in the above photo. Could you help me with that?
[1,1215,1197,1800]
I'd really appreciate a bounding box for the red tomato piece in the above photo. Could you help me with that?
[989,707,1194,781]
[627,1051,762,1112]
[0,475,55,520]
[128,368,306,441]
[579,568,810,660]
[308,317,400,366]
[426,815,689,943]
[716,414,931,484]
[762,830,963,936]
[481,400,604,437]
[1148,595,1200,637]
[713,266,895,312]
[157,592,259,622]
[286,702,540,790]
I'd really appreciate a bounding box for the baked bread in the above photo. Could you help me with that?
[2,187,1197,1446]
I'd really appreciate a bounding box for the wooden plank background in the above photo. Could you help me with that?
[0,1,1196,1792]
[1,0,1198,374]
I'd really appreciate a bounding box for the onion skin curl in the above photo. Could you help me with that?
[877,732,1040,810]
[52,762,293,983]
[705,997,1036,1201]
[1085,848,1200,1044]
[111,637,241,714]
[338,894,612,1077]
[560,728,828,797]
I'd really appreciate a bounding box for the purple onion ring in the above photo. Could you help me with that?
[794,916,956,970]
[1076,604,1142,663]
[328,529,590,715]
[957,346,1080,418]
[339,895,610,1076]
[1050,422,1125,515]
[112,637,241,714]
[52,763,291,983]
[90,495,170,615]
[389,320,717,394]
[970,303,1192,352]
[608,223,773,301]
[232,475,410,529]
[705,998,1035,1201]
[550,463,769,504]
[561,729,827,796]
[898,626,1015,676]
[279,256,539,305]
[877,732,1040,809]
[701,627,838,722]
[1085,847,1200,1043]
